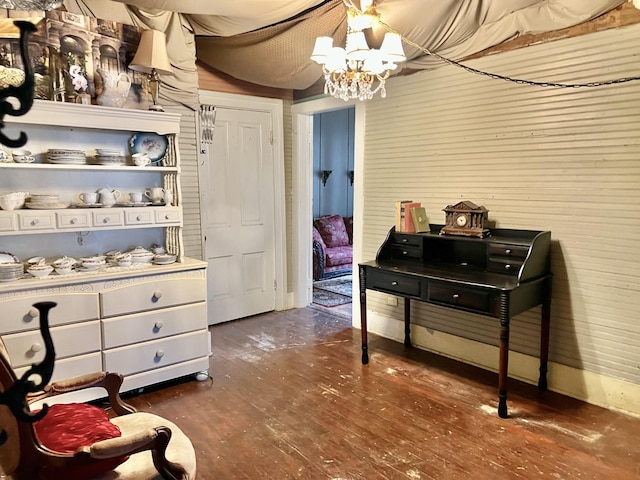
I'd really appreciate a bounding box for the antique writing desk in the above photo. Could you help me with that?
[358,225,552,418]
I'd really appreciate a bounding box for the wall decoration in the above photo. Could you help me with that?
[0,10,149,108]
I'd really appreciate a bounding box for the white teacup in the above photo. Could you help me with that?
[145,187,165,203]
[12,149,35,163]
[129,192,143,203]
[133,153,150,166]
[79,192,99,204]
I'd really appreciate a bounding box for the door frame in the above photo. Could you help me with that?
[291,97,365,318]
[197,90,287,312]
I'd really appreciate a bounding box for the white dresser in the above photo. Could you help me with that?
[0,101,209,401]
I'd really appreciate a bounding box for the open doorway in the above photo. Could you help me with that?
[311,107,354,316]
[291,97,364,326]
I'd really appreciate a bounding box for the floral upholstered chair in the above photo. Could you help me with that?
[313,214,353,280]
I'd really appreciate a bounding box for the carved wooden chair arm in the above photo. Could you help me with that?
[28,371,136,416]
[77,426,189,480]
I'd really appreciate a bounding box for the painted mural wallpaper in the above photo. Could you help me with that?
[0,11,149,109]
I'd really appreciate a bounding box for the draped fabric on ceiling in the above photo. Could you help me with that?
[64,0,627,104]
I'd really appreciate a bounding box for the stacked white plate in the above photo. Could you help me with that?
[0,262,23,282]
[95,149,125,166]
[47,149,87,165]
[0,252,22,282]
[25,194,68,209]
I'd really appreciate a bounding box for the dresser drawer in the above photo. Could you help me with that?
[103,330,209,376]
[367,270,421,297]
[3,320,101,368]
[92,210,124,227]
[18,211,56,230]
[154,207,181,224]
[125,209,153,225]
[0,292,99,334]
[102,302,206,348]
[488,243,529,260]
[427,282,497,315]
[100,276,206,317]
[56,210,92,229]
[0,212,17,232]
[13,352,102,384]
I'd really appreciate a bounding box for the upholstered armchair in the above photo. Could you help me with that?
[313,214,353,280]
[0,302,197,480]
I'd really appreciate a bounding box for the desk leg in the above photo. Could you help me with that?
[404,298,412,347]
[538,276,552,391]
[359,266,369,365]
[498,292,510,418]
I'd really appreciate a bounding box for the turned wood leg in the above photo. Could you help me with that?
[404,298,411,347]
[498,292,510,418]
[359,266,368,364]
[538,276,552,391]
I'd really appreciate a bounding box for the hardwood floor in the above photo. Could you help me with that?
[123,308,640,479]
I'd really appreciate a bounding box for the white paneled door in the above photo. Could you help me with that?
[203,107,275,325]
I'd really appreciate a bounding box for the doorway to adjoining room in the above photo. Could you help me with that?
[311,107,354,317]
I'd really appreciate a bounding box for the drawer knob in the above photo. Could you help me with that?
[402,238,408,243]
[164,214,170,220]
[505,264,512,270]
[103,217,110,224]
[155,320,164,329]
[402,250,408,256]
[391,281,398,286]
[153,291,163,299]
[70,218,77,224]
[505,249,512,255]
[31,343,42,353]
[28,308,39,318]
[155,350,165,358]
[452,294,460,299]
[136,215,142,221]
[31,219,39,226]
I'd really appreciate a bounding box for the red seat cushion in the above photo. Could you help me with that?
[33,403,129,480]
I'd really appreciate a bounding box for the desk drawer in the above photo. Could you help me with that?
[390,233,422,247]
[367,270,421,297]
[487,258,524,274]
[428,282,495,315]
[488,243,529,260]
[389,244,422,259]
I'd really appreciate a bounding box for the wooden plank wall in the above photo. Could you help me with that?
[361,23,640,391]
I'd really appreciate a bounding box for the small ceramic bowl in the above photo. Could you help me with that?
[54,266,73,275]
[27,264,53,278]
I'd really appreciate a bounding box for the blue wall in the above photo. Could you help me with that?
[313,107,354,218]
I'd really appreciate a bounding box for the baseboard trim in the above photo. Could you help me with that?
[363,312,640,418]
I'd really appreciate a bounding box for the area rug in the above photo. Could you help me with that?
[313,275,352,307]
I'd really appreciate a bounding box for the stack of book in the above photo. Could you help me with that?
[394,200,429,233]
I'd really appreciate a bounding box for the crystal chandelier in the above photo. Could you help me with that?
[310,0,406,101]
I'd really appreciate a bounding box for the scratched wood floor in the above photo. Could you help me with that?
[123,307,640,480]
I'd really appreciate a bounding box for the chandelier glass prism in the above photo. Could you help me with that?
[311,2,406,101]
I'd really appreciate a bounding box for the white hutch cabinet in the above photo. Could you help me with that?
[0,100,209,401]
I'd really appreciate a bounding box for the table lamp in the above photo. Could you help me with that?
[129,29,172,111]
